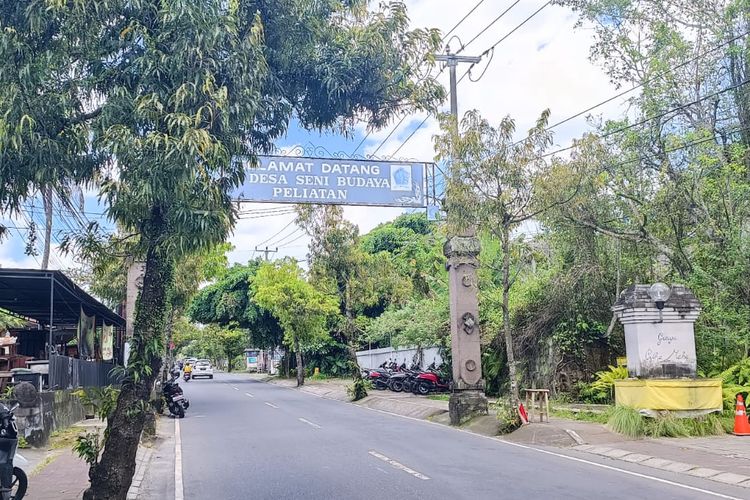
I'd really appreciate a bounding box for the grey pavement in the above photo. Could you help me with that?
[173,373,750,500]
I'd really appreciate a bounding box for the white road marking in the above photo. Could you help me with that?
[175,418,184,500]
[298,418,321,429]
[564,429,585,445]
[265,402,279,408]
[269,381,739,499]
[368,450,430,480]
[245,392,254,398]
[233,387,239,391]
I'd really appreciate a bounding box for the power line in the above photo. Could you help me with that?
[610,124,750,169]
[456,0,521,54]
[274,229,306,248]
[351,0,487,156]
[255,217,296,247]
[387,5,550,159]
[277,232,308,248]
[541,78,750,158]
[516,29,750,146]
[475,1,552,59]
[443,0,487,41]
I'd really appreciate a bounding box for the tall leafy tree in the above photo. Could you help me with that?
[188,261,284,351]
[253,261,338,387]
[1,1,444,496]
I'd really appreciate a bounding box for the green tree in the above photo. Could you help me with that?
[188,261,283,351]
[253,261,338,387]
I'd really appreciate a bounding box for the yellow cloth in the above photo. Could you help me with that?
[614,378,722,410]
[184,365,193,374]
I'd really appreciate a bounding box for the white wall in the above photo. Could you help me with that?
[355,346,443,370]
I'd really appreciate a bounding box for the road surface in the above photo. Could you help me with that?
[176,373,748,499]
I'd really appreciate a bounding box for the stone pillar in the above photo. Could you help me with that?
[612,284,701,378]
[444,236,488,425]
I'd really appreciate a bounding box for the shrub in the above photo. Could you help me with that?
[607,406,644,437]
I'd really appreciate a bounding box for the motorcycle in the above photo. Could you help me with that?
[387,363,421,392]
[414,363,450,395]
[163,377,190,418]
[363,368,392,390]
[183,371,191,382]
[0,402,27,500]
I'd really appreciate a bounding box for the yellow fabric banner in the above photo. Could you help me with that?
[614,379,722,411]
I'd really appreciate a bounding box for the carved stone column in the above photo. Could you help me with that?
[444,235,488,425]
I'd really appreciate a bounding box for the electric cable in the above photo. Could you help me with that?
[513,30,750,146]
[254,217,296,247]
[350,0,488,156]
[456,0,521,54]
[541,78,750,159]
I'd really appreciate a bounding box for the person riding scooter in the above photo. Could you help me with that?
[183,362,193,381]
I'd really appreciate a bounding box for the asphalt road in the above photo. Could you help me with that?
[178,373,749,500]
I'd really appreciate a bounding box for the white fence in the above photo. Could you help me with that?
[355,346,443,370]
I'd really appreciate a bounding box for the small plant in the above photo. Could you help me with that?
[17,436,29,449]
[73,431,102,466]
[347,378,371,402]
[607,405,644,437]
[73,386,120,422]
[583,366,629,403]
[496,402,522,434]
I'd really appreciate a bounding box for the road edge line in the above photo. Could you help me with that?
[175,418,184,500]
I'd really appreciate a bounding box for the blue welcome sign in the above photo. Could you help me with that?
[232,155,426,208]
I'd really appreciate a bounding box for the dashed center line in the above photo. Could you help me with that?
[368,451,430,480]
[298,418,321,429]
[233,387,239,391]
[245,392,254,398]
[265,402,279,408]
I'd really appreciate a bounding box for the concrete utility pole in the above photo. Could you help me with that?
[434,50,489,425]
[255,246,278,261]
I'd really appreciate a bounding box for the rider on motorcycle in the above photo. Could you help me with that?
[183,362,193,378]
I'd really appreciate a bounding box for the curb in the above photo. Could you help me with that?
[571,444,750,488]
[126,446,154,500]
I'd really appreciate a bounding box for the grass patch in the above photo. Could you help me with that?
[607,406,645,437]
[606,406,728,438]
[551,407,611,424]
[428,394,450,401]
[49,426,87,450]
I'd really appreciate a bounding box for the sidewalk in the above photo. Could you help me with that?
[27,417,166,500]
[509,416,750,488]
[270,377,450,418]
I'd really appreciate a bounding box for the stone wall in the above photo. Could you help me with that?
[14,390,86,447]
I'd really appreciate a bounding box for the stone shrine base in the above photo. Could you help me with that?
[614,378,722,414]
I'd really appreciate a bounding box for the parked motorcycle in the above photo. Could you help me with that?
[387,364,421,392]
[163,377,190,418]
[363,368,392,390]
[0,402,27,500]
[413,363,450,395]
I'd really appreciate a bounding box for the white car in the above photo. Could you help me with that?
[192,360,214,379]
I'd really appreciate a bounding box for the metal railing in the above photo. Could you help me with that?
[48,355,121,390]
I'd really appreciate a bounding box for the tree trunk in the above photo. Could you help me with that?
[501,226,520,409]
[294,338,304,387]
[84,216,173,500]
[41,185,53,270]
[284,346,290,379]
